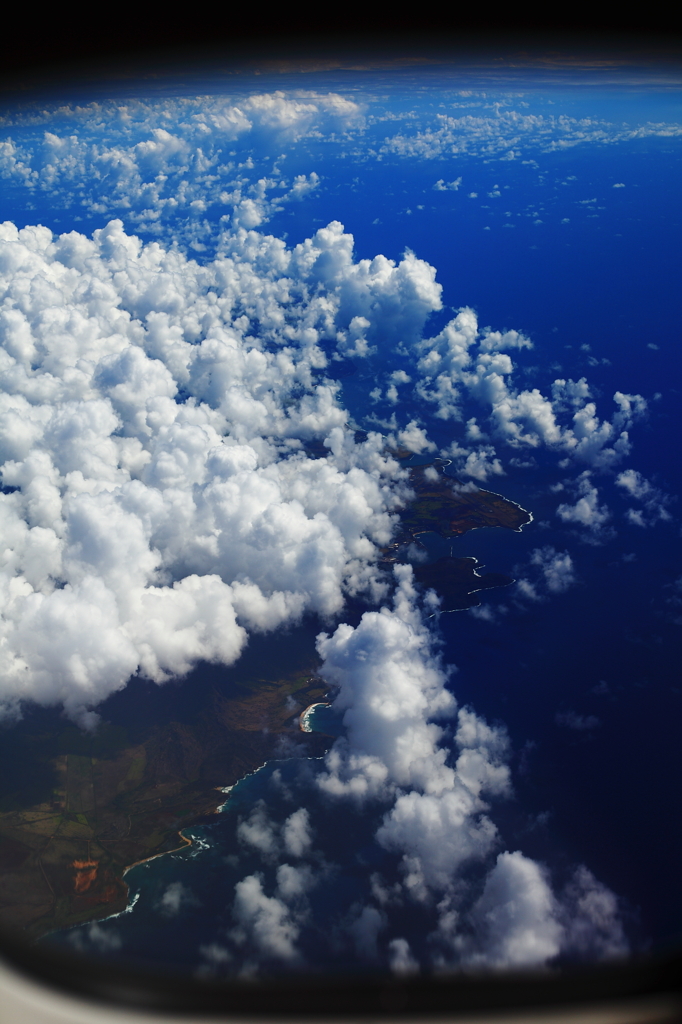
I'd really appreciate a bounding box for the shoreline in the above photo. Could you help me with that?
[104,754,317,925]
[121,830,193,878]
[53,779,244,937]
[112,764,270,918]
[53,824,203,937]
[299,703,330,732]
[481,489,533,532]
[99,751,330,931]
[13,657,331,942]
[216,761,268,812]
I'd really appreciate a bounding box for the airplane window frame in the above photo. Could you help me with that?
[0,22,681,1024]
[1,923,681,1019]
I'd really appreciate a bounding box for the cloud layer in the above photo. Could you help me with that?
[0,92,362,248]
[381,108,682,162]
[1,86,655,974]
[205,568,627,975]
[0,216,444,723]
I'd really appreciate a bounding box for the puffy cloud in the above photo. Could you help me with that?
[523,546,576,597]
[478,328,533,354]
[442,440,504,481]
[560,866,628,960]
[388,937,419,975]
[238,803,315,862]
[377,784,499,898]
[237,801,280,858]
[240,91,362,141]
[381,109,682,162]
[433,178,462,191]
[463,852,563,969]
[616,469,672,527]
[232,874,301,963]
[276,863,316,901]
[396,420,436,454]
[335,315,373,359]
[556,474,612,541]
[282,808,313,858]
[295,227,442,349]
[317,568,510,895]
[0,94,361,246]
[317,565,458,799]
[617,469,652,500]
[156,881,198,917]
[0,217,427,720]
[434,852,624,972]
[416,309,643,469]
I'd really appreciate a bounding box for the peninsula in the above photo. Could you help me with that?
[0,462,531,940]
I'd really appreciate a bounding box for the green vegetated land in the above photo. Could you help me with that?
[0,666,329,938]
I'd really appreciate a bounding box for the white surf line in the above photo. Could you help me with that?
[102,890,141,921]
[216,761,269,812]
[299,703,330,733]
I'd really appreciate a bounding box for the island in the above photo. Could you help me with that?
[395,462,531,541]
[379,462,530,610]
[0,664,330,939]
[0,461,530,940]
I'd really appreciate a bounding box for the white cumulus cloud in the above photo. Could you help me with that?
[415,311,643,473]
[556,474,613,542]
[0,217,437,723]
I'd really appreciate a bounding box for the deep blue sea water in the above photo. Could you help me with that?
[55,752,410,975]
[4,70,680,971]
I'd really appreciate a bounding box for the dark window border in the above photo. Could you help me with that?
[2,927,681,1019]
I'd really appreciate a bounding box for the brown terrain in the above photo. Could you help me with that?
[396,463,531,541]
[0,461,530,941]
[379,462,530,609]
[0,666,330,939]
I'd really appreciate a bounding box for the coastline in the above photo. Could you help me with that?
[41,761,274,939]
[121,830,193,878]
[395,466,533,551]
[216,761,268,812]
[13,476,532,944]
[299,703,330,733]
[475,487,533,532]
[6,662,332,941]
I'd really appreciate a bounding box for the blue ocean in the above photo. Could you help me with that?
[1,69,678,973]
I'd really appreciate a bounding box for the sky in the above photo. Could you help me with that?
[1,58,680,976]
